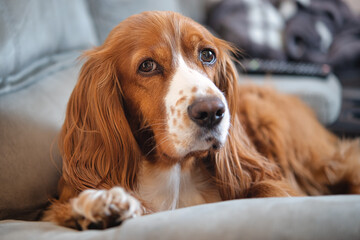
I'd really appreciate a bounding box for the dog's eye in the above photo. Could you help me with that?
[200,49,216,64]
[139,60,157,73]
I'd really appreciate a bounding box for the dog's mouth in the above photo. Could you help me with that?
[210,141,222,151]
[184,137,224,161]
[204,135,222,150]
[162,130,225,161]
[160,140,221,163]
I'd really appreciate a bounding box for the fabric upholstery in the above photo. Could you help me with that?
[1,195,360,240]
[87,0,180,44]
[0,55,80,220]
[0,0,97,95]
[87,0,209,44]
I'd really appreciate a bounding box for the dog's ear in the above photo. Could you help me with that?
[59,47,141,193]
[213,41,283,199]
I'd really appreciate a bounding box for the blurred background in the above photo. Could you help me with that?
[205,0,360,137]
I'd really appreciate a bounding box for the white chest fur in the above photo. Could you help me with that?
[137,161,221,212]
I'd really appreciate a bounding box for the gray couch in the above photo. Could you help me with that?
[1,0,359,239]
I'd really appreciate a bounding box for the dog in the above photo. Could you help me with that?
[43,11,360,230]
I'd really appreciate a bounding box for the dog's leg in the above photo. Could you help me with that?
[331,139,360,194]
[247,180,301,198]
[43,187,142,230]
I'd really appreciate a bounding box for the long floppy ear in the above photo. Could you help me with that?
[59,47,141,194]
[213,40,282,200]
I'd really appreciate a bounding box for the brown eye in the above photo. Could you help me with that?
[139,60,157,73]
[200,49,216,64]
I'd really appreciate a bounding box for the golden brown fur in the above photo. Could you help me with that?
[43,11,360,229]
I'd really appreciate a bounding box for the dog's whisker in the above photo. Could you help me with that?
[145,136,172,157]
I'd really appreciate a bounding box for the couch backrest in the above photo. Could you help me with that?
[0,0,97,95]
[87,0,181,44]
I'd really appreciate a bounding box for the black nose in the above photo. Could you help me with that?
[187,97,225,128]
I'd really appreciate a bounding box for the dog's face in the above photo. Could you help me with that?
[102,12,231,161]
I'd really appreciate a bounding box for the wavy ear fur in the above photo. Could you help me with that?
[59,47,141,195]
[213,40,284,199]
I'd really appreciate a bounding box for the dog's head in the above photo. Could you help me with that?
[112,11,236,160]
[61,11,244,192]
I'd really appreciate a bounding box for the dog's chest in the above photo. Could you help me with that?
[137,162,221,212]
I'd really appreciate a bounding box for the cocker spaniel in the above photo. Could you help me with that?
[44,11,360,230]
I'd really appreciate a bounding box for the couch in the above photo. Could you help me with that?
[1,0,359,239]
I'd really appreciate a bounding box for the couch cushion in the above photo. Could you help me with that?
[87,0,181,44]
[0,0,97,95]
[0,55,80,220]
[1,196,360,240]
[87,0,211,45]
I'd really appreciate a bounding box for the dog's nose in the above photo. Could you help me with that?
[187,97,225,128]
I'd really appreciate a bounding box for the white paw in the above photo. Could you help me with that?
[70,187,142,229]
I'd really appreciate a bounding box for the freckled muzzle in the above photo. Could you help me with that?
[164,56,230,157]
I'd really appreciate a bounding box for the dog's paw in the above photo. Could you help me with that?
[70,187,142,230]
